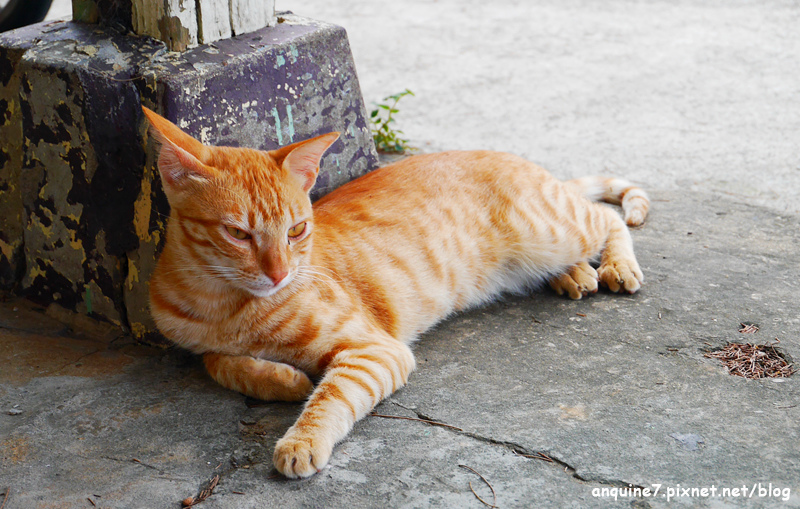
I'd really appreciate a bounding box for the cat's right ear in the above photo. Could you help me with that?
[142,106,216,191]
[270,132,340,193]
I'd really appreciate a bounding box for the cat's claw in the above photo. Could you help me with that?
[273,432,331,479]
[597,258,643,294]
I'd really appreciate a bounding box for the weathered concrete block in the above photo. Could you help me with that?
[0,45,26,289]
[0,13,378,341]
[0,30,126,324]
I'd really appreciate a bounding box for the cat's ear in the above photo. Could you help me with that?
[142,106,216,190]
[273,133,340,192]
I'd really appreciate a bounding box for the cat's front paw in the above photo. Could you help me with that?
[598,258,643,294]
[273,431,332,479]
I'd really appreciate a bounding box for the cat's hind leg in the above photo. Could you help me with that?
[549,261,599,300]
[547,201,643,297]
[595,206,644,294]
[203,353,314,402]
[562,176,646,293]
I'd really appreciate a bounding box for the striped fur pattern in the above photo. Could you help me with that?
[142,107,649,478]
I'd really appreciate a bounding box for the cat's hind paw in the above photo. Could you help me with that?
[273,432,332,479]
[549,262,599,300]
[598,258,643,294]
[272,364,315,402]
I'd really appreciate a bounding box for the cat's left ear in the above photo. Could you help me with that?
[274,133,340,192]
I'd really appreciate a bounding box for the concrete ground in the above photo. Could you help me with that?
[5,0,797,507]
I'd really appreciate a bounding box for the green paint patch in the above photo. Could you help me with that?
[271,107,283,145]
[84,285,93,315]
[286,105,294,142]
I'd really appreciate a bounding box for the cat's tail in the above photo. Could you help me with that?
[567,176,650,227]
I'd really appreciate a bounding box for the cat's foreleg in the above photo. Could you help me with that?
[596,207,644,293]
[272,336,416,478]
[203,353,313,401]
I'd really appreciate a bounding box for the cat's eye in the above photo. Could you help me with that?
[288,222,307,239]
[225,226,251,241]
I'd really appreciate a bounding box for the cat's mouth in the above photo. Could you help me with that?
[243,273,295,298]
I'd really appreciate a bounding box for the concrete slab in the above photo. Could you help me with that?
[1,188,798,508]
[6,0,800,507]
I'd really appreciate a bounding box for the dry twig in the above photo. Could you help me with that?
[512,450,555,463]
[705,342,794,379]
[370,412,463,431]
[0,488,8,509]
[182,475,220,507]
[459,465,497,508]
[739,323,759,334]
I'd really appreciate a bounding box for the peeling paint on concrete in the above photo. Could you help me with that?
[286,104,295,142]
[270,106,283,145]
[0,45,26,290]
[13,59,125,325]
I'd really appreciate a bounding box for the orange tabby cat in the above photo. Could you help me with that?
[142,106,649,478]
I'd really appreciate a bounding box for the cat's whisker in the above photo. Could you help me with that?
[300,265,341,283]
[161,264,232,275]
[297,270,336,287]
[161,265,255,289]
[294,269,338,294]
[298,266,339,284]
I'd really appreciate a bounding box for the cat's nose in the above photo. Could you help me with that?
[259,248,289,285]
[268,269,288,285]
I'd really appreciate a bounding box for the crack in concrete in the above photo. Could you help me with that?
[69,450,165,474]
[52,348,103,375]
[183,398,650,495]
[387,400,649,494]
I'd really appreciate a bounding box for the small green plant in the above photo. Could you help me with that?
[370,89,415,153]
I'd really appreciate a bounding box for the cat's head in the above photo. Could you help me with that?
[143,106,338,298]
